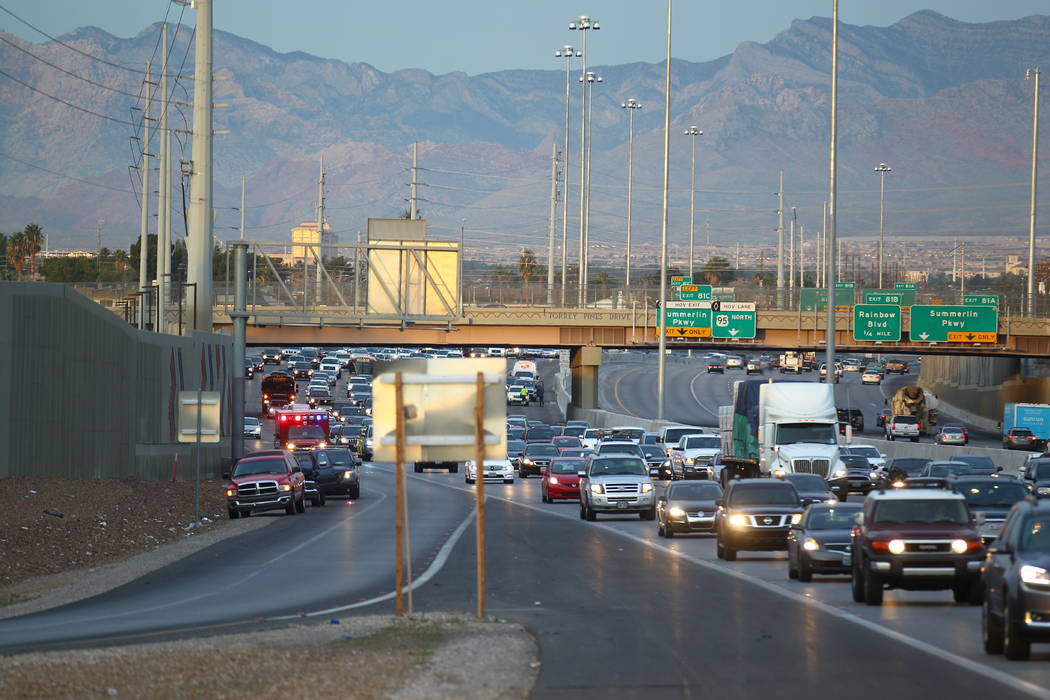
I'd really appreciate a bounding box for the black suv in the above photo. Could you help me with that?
[982,497,1050,660]
[837,408,864,432]
[714,479,803,561]
[951,476,1029,544]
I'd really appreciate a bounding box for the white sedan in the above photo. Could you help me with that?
[861,370,883,385]
[465,459,515,484]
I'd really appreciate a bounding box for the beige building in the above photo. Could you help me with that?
[291,220,334,261]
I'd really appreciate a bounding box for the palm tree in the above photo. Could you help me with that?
[22,223,43,280]
[7,231,27,280]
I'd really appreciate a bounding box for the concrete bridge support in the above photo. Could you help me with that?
[570,346,602,411]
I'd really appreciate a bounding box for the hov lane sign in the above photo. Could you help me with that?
[712,308,757,338]
[910,305,998,343]
[853,304,901,341]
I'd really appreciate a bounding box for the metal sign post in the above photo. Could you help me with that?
[474,371,486,619]
[394,372,406,617]
[178,390,221,524]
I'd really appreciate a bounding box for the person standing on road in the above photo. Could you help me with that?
[536,380,545,405]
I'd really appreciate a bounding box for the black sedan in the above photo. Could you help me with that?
[783,473,835,507]
[311,448,361,499]
[828,454,878,498]
[640,444,671,480]
[657,481,722,537]
[787,502,862,581]
[884,457,931,487]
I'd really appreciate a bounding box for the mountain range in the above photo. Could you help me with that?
[2,10,1050,265]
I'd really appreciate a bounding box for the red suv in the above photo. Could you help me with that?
[851,488,983,606]
[224,454,306,518]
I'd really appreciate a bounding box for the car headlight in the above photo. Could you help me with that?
[892,480,905,488]
[523,459,533,465]
[548,476,559,485]
[888,539,906,555]
[317,442,327,448]
[790,513,803,525]
[728,514,748,527]
[950,539,978,554]
[225,487,237,497]
[343,470,354,479]
[1021,564,1050,587]
[278,483,293,492]
[287,442,295,449]
[869,471,879,480]
[590,483,605,495]
[640,482,653,494]
[685,457,695,465]
[803,538,820,551]
[832,468,847,479]
[773,469,786,479]
[668,506,686,518]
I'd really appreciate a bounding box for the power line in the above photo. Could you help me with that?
[0,150,134,193]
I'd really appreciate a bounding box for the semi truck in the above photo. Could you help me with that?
[889,385,938,436]
[717,379,844,486]
[1003,403,1050,445]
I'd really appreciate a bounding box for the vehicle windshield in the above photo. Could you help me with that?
[872,499,969,524]
[1020,517,1050,552]
[663,428,704,444]
[294,362,312,370]
[233,457,287,477]
[527,429,556,440]
[841,455,872,469]
[640,445,665,459]
[1011,428,1034,436]
[668,483,722,500]
[851,446,881,459]
[560,449,589,457]
[563,426,586,437]
[952,455,995,472]
[588,458,647,476]
[609,428,644,441]
[805,506,861,529]
[244,417,260,426]
[729,485,800,506]
[786,474,828,491]
[526,445,560,457]
[551,460,585,475]
[506,440,526,453]
[308,388,328,396]
[598,443,643,457]
[927,463,973,477]
[584,430,601,439]
[775,423,837,445]
[684,436,721,449]
[893,416,919,424]
[288,426,325,439]
[348,384,370,393]
[553,437,580,446]
[1031,462,1050,480]
[889,458,930,475]
[955,481,1027,508]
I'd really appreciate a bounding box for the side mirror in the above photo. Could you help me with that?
[221,472,230,480]
[715,499,725,508]
[996,466,1003,472]
[987,543,1012,555]
[292,465,302,473]
[577,471,587,478]
[657,495,667,503]
[853,513,864,526]
[974,512,987,526]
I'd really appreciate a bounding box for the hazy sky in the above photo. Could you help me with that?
[2,0,1047,74]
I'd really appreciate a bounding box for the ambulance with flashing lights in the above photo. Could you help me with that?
[273,404,331,451]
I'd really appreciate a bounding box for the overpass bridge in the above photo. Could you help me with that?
[215,305,1050,358]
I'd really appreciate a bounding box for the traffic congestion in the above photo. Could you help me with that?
[240,345,1050,663]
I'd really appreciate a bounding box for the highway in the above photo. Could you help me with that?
[2,355,1048,699]
[598,352,1004,447]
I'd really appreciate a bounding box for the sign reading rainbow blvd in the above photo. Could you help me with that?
[853,304,901,341]
[910,305,998,343]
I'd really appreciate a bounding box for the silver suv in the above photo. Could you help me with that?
[885,414,920,442]
[578,456,655,521]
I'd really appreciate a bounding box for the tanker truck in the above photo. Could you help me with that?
[718,379,845,487]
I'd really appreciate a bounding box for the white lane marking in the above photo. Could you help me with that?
[383,469,1050,700]
[271,505,477,619]
[688,369,723,421]
[0,488,392,632]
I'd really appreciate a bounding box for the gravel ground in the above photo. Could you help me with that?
[0,613,538,699]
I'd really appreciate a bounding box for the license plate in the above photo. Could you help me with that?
[617,502,628,509]
[650,468,659,475]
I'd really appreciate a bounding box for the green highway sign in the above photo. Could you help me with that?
[835,282,856,289]
[678,284,713,301]
[662,301,711,336]
[863,289,916,308]
[800,287,856,311]
[712,302,757,339]
[910,305,998,343]
[853,304,902,341]
[894,282,917,290]
[963,294,999,306]
[670,276,693,287]
[713,286,736,301]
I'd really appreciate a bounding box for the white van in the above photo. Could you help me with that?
[488,347,506,358]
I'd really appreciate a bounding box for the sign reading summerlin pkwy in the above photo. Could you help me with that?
[924,308,984,326]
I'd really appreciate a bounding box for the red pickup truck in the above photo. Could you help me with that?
[223,453,306,518]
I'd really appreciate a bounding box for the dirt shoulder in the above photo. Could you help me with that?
[0,613,539,699]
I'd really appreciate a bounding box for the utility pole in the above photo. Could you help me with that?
[776,170,785,309]
[656,0,672,420]
[788,207,796,295]
[952,237,957,282]
[555,45,579,307]
[409,141,418,220]
[96,219,103,283]
[875,162,891,288]
[157,22,170,334]
[138,60,152,330]
[546,142,558,305]
[186,0,213,332]
[569,16,597,307]
[799,225,805,288]
[685,126,701,277]
[960,241,966,297]
[622,98,642,289]
[1026,68,1040,316]
[238,175,246,240]
[825,0,839,383]
[316,154,325,306]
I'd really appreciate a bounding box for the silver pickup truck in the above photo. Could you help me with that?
[578,456,656,521]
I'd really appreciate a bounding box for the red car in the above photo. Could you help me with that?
[223,453,306,519]
[551,436,583,450]
[541,457,586,503]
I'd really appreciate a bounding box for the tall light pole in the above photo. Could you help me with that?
[684,126,702,277]
[622,98,642,289]
[1026,68,1040,316]
[569,16,599,307]
[875,162,891,288]
[656,0,672,420]
[185,0,213,332]
[581,70,602,304]
[825,0,839,382]
[555,45,581,307]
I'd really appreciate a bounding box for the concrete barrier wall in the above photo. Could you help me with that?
[920,355,1050,433]
[0,283,233,480]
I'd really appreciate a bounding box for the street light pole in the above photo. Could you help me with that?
[622,98,642,290]
[1026,68,1040,316]
[555,45,581,307]
[684,126,702,277]
[826,0,839,383]
[656,0,672,421]
[875,162,892,288]
[582,71,602,304]
[569,16,599,307]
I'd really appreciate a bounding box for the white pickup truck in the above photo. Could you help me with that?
[669,433,722,479]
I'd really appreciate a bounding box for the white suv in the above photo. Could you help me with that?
[885,414,920,442]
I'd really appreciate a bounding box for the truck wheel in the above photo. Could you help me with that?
[863,567,883,605]
[450,464,459,473]
[579,503,586,520]
[788,554,798,579]
[716,536,725,559]
[228,508,240,520]
[349,484,360,499]
[851,564,865,603]
[414,463,423,473]
[585,503,597,522]
[983,598,1005,654]
[285,500,296,515]
[295,495,306,514]
[1004,600,1031,660]
[640,507,656,521]
[887,434,895,441]
[798,555,813,582]
[723,543,737,561]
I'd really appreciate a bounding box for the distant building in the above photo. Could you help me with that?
[1006,254,1027,275]
[291,220,335,261]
